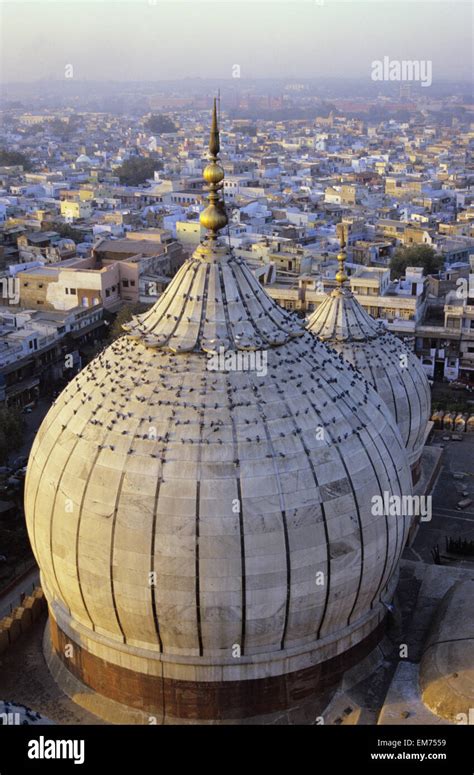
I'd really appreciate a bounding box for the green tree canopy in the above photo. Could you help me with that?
[108,303,150,341]
[145,114,177,134]
[115,156,163,186]
[0,149,32,171]
[0,406,25,465]
[389,245,444,279]
[44,222,84,242]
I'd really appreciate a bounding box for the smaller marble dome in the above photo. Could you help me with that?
[306,246,431,469]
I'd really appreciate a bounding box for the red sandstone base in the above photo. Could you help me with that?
[47,616,387,723]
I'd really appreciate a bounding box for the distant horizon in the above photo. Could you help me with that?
[1,75,473,85]
[0,0,472,84]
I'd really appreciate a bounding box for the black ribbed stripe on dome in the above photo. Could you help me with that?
[148,373,174,653]
[225,381,247,655]
[350,426,390,615]
[29,405,71,581]
[354,344,400,425]
[251,381,291,651]
[350,299,381,340]
[49,437,82,619]
[27,393,66,563]
[218,262,247,653]
[195,262,211,345]
[75,448,103,631]
[379,352,401,426]
[110,471,127,641]
[29,423,71,616]
[150,477,164,653]
[338,296,347,340]
[236,476,246,653]
[404,355,428,457]
[195,477,204,656]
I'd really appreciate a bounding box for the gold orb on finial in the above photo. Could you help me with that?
[200,203,228,232]
[203,162,224,185]
[335,263,348,286]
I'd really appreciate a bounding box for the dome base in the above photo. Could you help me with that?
[45,615,387,724]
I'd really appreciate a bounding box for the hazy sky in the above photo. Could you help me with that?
[0,0,472,83]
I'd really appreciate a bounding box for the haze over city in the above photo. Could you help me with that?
[0,0,472,83]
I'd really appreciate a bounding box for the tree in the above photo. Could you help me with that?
[115,157,162,186]
[145,114,177,134]
[108,303,150,341]
[43,222,83,242]
[44,222,84,243]
[0,407,25,465]
[389,245,443,279]
[0,149,32,171]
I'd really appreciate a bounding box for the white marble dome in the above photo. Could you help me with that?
[25,240,412,668]
[23,108,413,721]
[306,285,431,470]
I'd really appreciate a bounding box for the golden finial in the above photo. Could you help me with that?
[335,223,348,287]
[200,98,228,240]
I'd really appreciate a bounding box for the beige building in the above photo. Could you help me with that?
[176,219,206,247]
[19,259,125,311]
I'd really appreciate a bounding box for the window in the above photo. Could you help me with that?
[29,340,33,349]
[122,279,129,288]
[130,280,135,287]
[106,289,110,297]
[70,288,77,295]
[65,288,69,294]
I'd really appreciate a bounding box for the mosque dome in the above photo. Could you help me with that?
[306,239,431,481]
[24,104,412,724]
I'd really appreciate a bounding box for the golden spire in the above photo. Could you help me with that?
[335,223,348,287]
[200,98,228,240]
